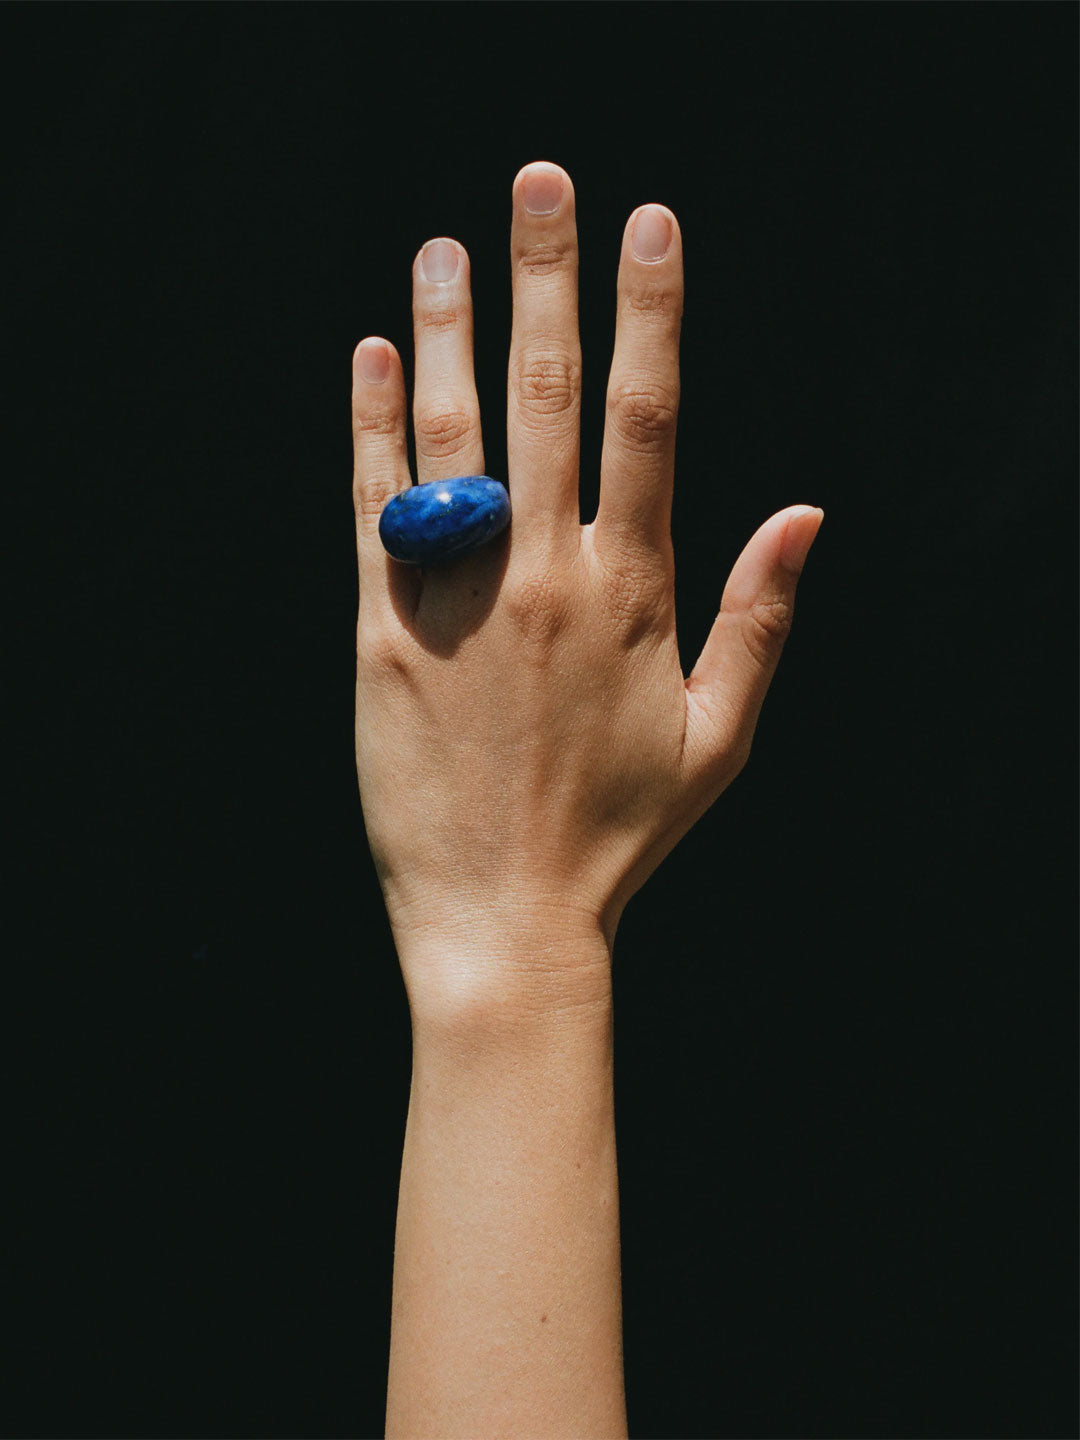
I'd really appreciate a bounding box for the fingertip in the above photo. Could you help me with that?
[621,206,679,271]
[513,160,575,215]
[353,336,398,386]
[779,505,825,574]
[513,158,572,184]
[414,237,468,284]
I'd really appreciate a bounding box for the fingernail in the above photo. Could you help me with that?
[420,238,459,284]
[523,166,564,215]
[632,205,673,262]
[357,339,390,385]
[780,506,824,572]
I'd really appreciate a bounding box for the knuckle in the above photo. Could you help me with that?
[355,474,403,522]
[353,406,399,438]
[517,239,575,279]
[741,596,795,666]
[623,285,681,320]
[514,350,581,420]
[358,622,413,677]
[684,682,754,791]
[596,546,672,647]
[606,380,679,452]
[502,568,571,646]
[418,306,461,333]
[414,404,476,458]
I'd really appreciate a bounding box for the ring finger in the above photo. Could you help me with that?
[411,237,485,484]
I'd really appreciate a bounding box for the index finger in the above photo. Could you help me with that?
[593,204,684,563]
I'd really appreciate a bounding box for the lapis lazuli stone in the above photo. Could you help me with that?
[378,475,511,566]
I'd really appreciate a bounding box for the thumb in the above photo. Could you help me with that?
[683,504,824,784]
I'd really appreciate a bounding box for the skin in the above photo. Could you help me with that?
[352,162,823,1438]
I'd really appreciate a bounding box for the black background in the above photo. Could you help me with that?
[8,4,1077,1438]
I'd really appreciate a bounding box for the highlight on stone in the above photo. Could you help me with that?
[378,475,511,566]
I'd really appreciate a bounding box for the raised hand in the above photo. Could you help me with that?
[352,160,823,1021]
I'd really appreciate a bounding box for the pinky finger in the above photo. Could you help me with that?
[351,337,416,622]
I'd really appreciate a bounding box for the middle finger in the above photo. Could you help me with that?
[507,161,583,551]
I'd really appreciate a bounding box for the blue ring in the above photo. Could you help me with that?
[378,475,511,566]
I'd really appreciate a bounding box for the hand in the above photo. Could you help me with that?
[352,161,822,1017]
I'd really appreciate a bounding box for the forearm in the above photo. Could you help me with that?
[385,932,627,1440]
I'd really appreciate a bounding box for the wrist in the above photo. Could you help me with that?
[390,902,614,1045]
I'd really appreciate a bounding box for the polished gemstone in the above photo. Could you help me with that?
[378,475,511,566]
